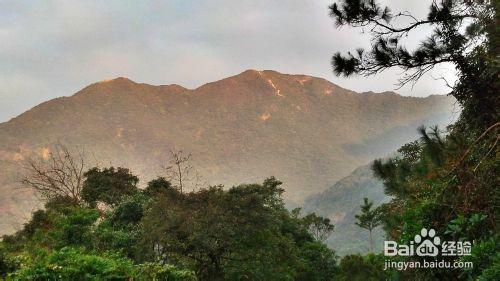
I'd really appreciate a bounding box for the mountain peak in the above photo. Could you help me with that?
[76,77,141,96]
[239,69,262,75]
[97,77,136,85]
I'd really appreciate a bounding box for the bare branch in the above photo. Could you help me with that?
[19,143,87,204]
[163,149,204,193]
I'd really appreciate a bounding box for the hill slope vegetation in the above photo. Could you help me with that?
[0,70,454,234]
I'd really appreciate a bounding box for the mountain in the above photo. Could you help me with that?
[0,70,454,234]
[303,163,389,256]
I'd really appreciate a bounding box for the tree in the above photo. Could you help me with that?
[8,247,196,280]
[329,0,498,130]
[81,167,139,207]
[302,213,335,242]
[336,254,390,281]
[163,149,202,193]
[51,207,100,248]
[4,171,338,280]
[354,198,381,252]
[330,2,498,277]
[297,241,338,281]
[0,247,17,278]
[20,143,86,204]
[140,177,337,280]
[144,177,179,198]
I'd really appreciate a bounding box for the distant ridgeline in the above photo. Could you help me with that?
[0,70,454,235]
[303,163,390,256]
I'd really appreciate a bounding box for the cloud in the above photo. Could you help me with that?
[0,0,456,122]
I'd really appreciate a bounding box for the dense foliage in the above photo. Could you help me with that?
[1,171,337,280]
[330,0,498,130]
[331,0,499,280]
[1,1,497,280]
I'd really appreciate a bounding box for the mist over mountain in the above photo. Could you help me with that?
[0,70,454,234]
[303,163,389,256]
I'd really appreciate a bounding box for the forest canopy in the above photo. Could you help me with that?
[1,162,337,280]
[330,0,499,280]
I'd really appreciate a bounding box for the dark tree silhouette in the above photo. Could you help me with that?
[330,0,498,130]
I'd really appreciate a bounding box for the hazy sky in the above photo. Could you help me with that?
[0,0,456,122]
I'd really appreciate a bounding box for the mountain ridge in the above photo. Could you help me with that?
[0,69,455,235]
[303,162,389,255]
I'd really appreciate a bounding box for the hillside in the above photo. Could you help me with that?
[0,70,454,234]
[303,163,389,255]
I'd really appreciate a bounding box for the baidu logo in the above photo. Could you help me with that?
[414,228,440,256]
[384,228,471,257]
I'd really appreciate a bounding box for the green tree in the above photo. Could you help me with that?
[297,241,338,281]
[3,174,337,280]
[8,247,196,281]
[140,177,337,280]
[329,0,498,130]
[330,1,498,279]
[336,254,391,281]
[81,167,139,207]
[50,207,100,249]
[354,198,381,252]
[93,194,147,259]
[9,247,136,280]
[136,262,197,281]
[144,177,179,198]
[0,247,18,278]
[302,212,334,242]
